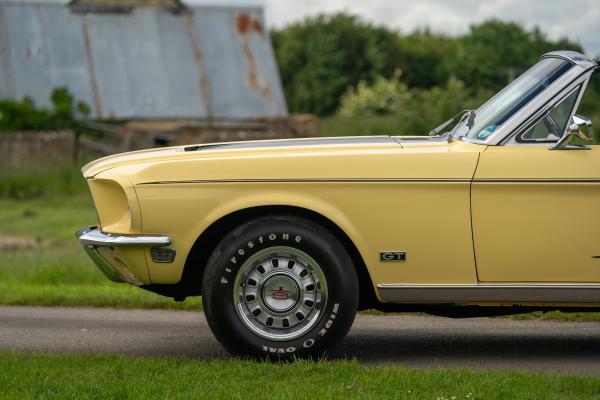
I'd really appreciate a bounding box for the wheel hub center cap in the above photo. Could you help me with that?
[261,274,299,312]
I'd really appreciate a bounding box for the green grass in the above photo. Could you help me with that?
[0,353,599,400]
[508,310,600,322]
[0,189,200,310]
[0,166,85,199]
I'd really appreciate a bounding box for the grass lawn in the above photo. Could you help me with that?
[1,353,599,400]
[0,191,200,310]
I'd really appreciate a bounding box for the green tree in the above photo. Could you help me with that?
[271,13,401,116]
[453,20,583,91]
[272,15,592,117]
[395,30,458,89]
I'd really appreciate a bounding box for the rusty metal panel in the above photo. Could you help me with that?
[83,8,212,118]
[192,7,287,119]
[0,2,95,110]
[0,0,288,119]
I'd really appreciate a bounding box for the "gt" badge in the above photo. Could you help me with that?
[380,251,406,262]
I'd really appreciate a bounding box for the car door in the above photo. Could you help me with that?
[472,88,600,282]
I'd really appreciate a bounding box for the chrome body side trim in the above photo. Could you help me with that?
[377,284,600,304]
[138,178,472,185]
[473,179,600,183]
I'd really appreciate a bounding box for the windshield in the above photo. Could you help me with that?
[450,57,573,141]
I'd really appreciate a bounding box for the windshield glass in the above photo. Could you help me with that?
[451,57,573,141]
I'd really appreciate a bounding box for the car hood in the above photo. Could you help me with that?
[83,135,482,183]
[82,136,405,178]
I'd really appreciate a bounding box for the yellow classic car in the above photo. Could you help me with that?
[78,50,600,358]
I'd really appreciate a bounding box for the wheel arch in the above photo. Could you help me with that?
[179,205,377,310]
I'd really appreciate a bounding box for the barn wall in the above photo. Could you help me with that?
[0,1,287,120]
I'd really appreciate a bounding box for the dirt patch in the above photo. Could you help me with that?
[0,235,38,251]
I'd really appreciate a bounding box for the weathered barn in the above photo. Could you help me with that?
[0,0,320,167]
[0,0,287,120]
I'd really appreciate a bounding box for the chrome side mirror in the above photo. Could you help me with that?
[550,114,593,150]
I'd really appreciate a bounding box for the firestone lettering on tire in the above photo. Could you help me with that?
[222,234,305,285]
[319,303,339,336]
[261,345,296,354]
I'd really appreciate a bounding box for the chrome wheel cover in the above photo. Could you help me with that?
[233,246,328,341]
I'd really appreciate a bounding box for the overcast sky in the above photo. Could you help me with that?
[189,0,600,56]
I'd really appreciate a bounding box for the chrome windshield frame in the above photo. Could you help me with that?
[455,51,598,146]
[503,70,593,146]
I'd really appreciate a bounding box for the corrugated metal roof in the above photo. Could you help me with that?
[0,0,287,119]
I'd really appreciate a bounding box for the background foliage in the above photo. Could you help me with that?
[272,15,600,137]
[0,87,89,132]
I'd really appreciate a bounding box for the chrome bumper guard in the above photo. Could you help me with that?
[76,226,172,284]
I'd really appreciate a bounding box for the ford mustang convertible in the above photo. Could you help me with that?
[78,51,600,358]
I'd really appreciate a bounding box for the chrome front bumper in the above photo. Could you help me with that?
[76,226,172,284]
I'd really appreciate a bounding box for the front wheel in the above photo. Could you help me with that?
[202,215,358,359]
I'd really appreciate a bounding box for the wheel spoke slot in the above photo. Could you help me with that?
[246,278,257,287]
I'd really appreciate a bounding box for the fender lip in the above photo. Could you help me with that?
[76,226,172,247]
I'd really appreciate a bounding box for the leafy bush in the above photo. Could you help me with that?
[409,77,493,133]
[271,13,401,116]
[335,73,493,135]
[338,70,412,117]
[0,87,89,132]
[322,114,409,137]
